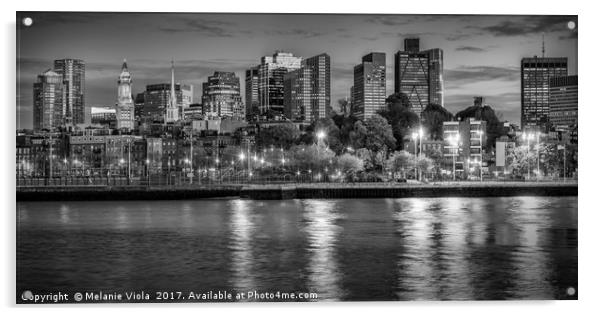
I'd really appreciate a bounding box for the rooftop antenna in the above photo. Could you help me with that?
[541,33,545,58]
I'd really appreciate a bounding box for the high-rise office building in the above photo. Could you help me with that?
[352,52,386,120]
[180,84,193,120]
[284,67,311,121]
[257,51,302,115]
[134,92,145,122]
[201,71,244,119]
[549,75,578,131]
[53,59,85,125]
[521,56,568,131]
[284,53,331,122]
[394,38,444,116]
[245,67,259,118]
[33,69,64,130]
[116,60,135,130]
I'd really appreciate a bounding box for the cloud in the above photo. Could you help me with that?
[445,92,521,123]
[266,29,326,38]
[445,65,520,88]
[456,46,486,52]
[476,15,576,37]
[158,18,236,37]
[364,15,416,26]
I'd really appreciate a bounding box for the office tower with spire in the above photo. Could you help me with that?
[33,69,64,130]
[394,38,444,116]
[201,71,244,119]
[165,60,179,123]
[116,60,135,130]
[352,52,386,120]
[53,59,85,125]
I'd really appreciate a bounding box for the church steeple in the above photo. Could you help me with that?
[165,59,180,123]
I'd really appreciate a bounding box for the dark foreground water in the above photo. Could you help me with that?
[17,197,577,301]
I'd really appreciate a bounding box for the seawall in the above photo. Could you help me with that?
[16,182,577,201]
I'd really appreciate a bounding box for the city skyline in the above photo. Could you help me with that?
[17,12,578,129]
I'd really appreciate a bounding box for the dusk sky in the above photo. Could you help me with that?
[16,12,578,129]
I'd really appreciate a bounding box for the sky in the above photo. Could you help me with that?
[16,12,578,129]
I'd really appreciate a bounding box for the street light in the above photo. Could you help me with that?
[412,132,418,180]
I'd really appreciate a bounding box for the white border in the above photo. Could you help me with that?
[3,0,597,315]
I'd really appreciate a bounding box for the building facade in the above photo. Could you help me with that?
[142,83,185,121]
[245,67,259,118]
[352,52,386,120]
[257,51,302,116]
[283,53,331,122]
[116,60,135,130]
[549,75,578,131]
[394,38,444,116]
[54,59,85,125]
[443,118,487,178]
[33,70,64,131]
[521,56,568,131]
[201,71,244,119]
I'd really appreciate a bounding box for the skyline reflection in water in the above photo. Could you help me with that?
[17,196,577,301]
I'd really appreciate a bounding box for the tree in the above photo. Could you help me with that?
[290,144,335,172]
[300,117,344,153]
[350,115,396,170]
[378,93,420,149]
[257,124,300,150]
[422,103,453,140]
[416,154,435,180]
[505,146,537,178]
[336,153,364,180]
[337,98,350,117]
[386,150,415,179]
[455,104,506,150]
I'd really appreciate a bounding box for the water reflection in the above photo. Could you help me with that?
[228,199,256,295]
[16,197,577,301]
[302,200,343,301]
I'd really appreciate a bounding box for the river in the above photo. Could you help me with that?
[17,196,577,301]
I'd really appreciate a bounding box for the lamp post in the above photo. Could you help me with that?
[477,130,483,182]
[522,133,534,181]
[412,132,418,180]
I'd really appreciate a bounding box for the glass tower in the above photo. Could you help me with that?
[352,52,386,120]
[53,59,85,125]
[201,71,244,119]
[521,57,568,131]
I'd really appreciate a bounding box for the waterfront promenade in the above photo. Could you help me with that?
[16,181,578,201]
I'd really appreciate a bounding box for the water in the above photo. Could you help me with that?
[17,197,577,301]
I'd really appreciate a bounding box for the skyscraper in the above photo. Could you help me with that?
[521,57,568,131]
[116,60,135,130]
[201,71,245,119]
[284,53,331,122]
[53,59,85,125]
[549,75,578,131]
[394,38,444,116]
[257,51,302,116]
[245,67,259,118]
[284,67,311,122]
[165,61,179,123]
[33,69,64,130]
[303,53,331,120]
[352,52,386,120]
